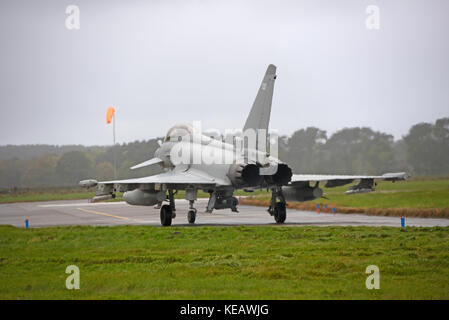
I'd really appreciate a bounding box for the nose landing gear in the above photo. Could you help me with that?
[188,208,197,224]
[186,189,198,225]
[160,189,176,226]
[268,187,287,224]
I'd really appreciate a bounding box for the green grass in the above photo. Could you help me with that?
[321,179,449,209]
[249,178,449,210]
[0,187,95,203]
[0,191,96,203]
[0,225,448,299]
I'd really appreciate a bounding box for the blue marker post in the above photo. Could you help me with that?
[401,216,405,228]
[25,219,29,229]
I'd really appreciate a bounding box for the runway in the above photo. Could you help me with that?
[0,199,448,228]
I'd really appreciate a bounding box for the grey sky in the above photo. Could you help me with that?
[0,0,448,146]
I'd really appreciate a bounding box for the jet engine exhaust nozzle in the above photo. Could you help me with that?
[228,163,263,187]
[262,163,293,185]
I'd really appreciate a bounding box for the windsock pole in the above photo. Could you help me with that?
[113,112,116,179]
[106,107,117,179]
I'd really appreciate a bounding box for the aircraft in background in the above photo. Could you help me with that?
[80,64,408,226]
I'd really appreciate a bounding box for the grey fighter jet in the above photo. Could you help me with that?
[80,65,409,226]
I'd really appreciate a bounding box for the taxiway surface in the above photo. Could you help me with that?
[0,199,448,228]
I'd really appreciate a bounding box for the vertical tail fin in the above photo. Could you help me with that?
[243,64,277,134]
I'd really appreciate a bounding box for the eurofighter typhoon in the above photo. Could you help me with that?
[80,65,409,226]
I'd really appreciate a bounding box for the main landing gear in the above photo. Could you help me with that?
[160,190,176,226]
[268,187,287,224]
[160,204,173,226]
[186,188,198,225]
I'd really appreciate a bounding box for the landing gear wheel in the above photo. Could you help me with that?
[274,202,286,224]
[187,209,197,224]
[160,204,173,226]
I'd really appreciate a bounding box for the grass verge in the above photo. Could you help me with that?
[0,225,448,299]
[242,179,449,218]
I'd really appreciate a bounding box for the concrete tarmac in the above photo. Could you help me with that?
[0,199,448,228]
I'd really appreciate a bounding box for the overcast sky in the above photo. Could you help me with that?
[0,0,448,146]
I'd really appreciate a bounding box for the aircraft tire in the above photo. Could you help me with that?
[274,202,286,223]
[160,204,173,226]
[187,210,196,224]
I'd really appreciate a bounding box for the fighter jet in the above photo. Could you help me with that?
[80,64,409,226]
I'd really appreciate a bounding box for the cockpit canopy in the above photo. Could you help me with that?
[164,124,194,142]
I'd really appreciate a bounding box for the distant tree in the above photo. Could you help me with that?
[56,151,93,186]
[0,144,104,161]
[21,155,58,187]
[391,139,410,173]
[0,158,30,188]
[285,127,327,173]
[95,162,115,181]
[403,117,449,175]
[433,118,449,174]
[1,119,448,188]
[0,162,4,187]
[320,127,394,174]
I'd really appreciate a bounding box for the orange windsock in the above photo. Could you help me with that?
[106,107,115,124]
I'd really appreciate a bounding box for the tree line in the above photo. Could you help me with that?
[0,118,448,188]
